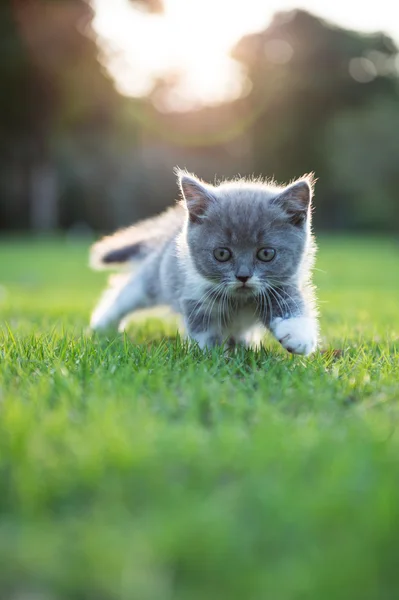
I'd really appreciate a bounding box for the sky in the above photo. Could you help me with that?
[92,0,399,110]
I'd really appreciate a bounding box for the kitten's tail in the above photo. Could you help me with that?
[89,205,184,270]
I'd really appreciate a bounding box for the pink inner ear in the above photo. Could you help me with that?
[180,176,215,220]
[181,179,204,203]
[281,181,311,213]
[293,182,311,207]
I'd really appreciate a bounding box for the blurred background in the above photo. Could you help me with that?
[1,0,399,235]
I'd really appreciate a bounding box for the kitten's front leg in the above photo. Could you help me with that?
[262,287,318,356]
[183,300,223,350]
[271,316,318,355]
[191,331,224,350]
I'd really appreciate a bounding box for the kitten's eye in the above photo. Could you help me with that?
[213,247,232,262]
[257,248,276,262]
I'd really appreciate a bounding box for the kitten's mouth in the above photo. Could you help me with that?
[225,282,256,297]
[234,285,254,295]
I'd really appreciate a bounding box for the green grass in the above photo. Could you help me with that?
[0,235,398,600]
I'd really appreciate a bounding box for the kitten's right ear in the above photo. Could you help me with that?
[177,171,216,224]
[273,175,315,225]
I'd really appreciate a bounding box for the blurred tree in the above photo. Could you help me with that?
[0,0,125,230]
[326,100,399,232]
[233,10,399,228]
[1,3,398,233]
[0,1,37,229]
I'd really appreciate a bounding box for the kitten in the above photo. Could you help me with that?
[89,170,319,355]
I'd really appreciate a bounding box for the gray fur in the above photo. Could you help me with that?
[90,171,319,355]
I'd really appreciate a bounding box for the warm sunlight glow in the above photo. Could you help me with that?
[92,0,268,110]
[92,0,399,110]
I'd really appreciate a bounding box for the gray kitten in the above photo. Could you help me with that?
[90,170,319,354]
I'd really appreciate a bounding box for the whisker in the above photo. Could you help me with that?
[204,283,225,331]
[268,286,286,319]
[187,282,225,327]
[186,285,220,323]
[270,284,301,314]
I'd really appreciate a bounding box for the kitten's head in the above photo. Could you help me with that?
[178,170,315,297]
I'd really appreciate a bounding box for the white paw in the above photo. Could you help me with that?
[272,317,318,356]
[90,310,117,332]
[192,332,221,350]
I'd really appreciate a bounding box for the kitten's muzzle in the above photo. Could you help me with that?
[233,279,255,295]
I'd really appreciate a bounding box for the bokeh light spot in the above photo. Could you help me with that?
[349,57,377,83]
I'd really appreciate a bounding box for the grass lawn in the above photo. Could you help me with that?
[0,235,398,600]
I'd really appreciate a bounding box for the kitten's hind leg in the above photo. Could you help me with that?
[90,270,155,332]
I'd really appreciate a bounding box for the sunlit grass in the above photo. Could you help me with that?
[0,236,398,599]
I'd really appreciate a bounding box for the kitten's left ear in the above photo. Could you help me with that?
[274,175,315,225]
[177,170,216,224]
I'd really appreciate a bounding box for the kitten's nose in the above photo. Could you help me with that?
[236,275,250,284]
